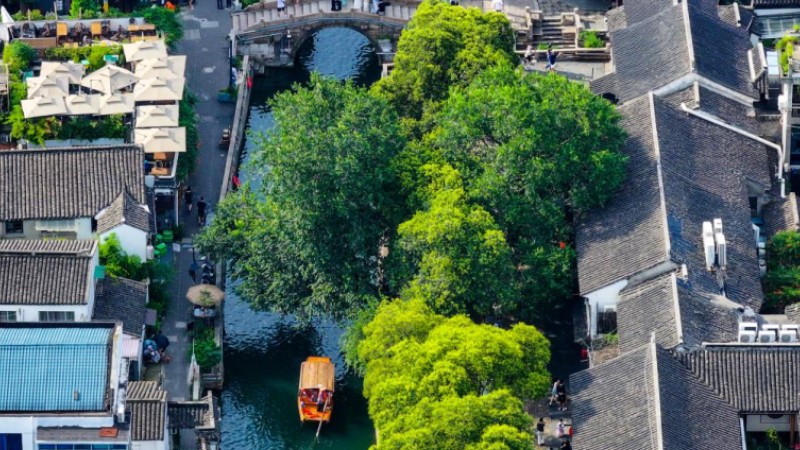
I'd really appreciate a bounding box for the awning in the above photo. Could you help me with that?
[21,96,67,118]
[65,94,100,115]
[80,65,139,94]
[134,127,186,153]
[39,61,84,84]
[26,75,69,98]
[134,55,186,80]
[122,336,141,360]
[299,357,335,391]
[135,104,179,128]
[123,40,168,62]
[133,76,184,102]
[97,93,135,115]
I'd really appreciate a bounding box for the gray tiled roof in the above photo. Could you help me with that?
[786,303,800,323]
[0,145,144,221]
[676,283,741,347]
[618,274,680,353]
[127,381,166,441]
[717,4,737,26]
[571,343,742,450]
[576,96,667,295]
[605,6,626,32]
[95,190,151,235]
[93,277,148,335]
[168,394,219,431]
[0,240,96,305]
[676,346,800,412]
[599,0,758,105]
[762,192,799,240]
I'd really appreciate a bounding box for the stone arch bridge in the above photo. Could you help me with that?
[230,0,418,69]
[230,0,532,69]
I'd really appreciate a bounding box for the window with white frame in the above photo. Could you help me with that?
[35,220,77,232]
[38,311,75,322]
[0,311,17,322]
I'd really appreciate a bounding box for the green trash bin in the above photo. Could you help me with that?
[155,233,164,245]
[162,230,174,243]
[155,243,168,258]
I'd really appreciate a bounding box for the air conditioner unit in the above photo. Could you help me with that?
[703,222,716,270]
[758,331,777,343]
[781,324,800,333]
[739,330,757,343]
[603,305,617,313]
[116,403,126,424]
[713,218,724,235]
[779,330,799,343]
[715,232,727,269]
[739,322,758,333]
[762,324,781,333]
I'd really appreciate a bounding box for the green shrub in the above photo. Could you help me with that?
[579,30,604,48]
[43,45,124,71]
[776,34,797,75]
[193,328,222,370]
[12,9,44,20]
[57,114,127,140]
[768,231,800,268]
[3,41,36,76]
[140,7,183,47]
[176,90,199,181]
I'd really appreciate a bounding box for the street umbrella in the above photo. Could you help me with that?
[40,61,84,84]
[186,285,224,306]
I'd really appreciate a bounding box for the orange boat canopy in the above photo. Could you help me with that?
[299,356,335,392]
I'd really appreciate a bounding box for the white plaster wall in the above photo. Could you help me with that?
[132,440,167,450]
[584,279,628,337]
[745,414,794,432]
[101,225,148,262]
[0,304,92,322]
[0,415,115,450]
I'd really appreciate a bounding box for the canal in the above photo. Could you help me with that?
[221,28,380,450]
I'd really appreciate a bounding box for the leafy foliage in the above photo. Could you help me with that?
[43,45,125,72]
[197,76,407,318]
[193,328,222,369]
[176,90,199,181]
[763,231,800,313]
[70,0,99,18]
[3,41,36,76]
[57,115,127,140]
[141,7,183,47]
[358,299,550,449]
[390,164,518,318]
[579,30,604,48]
[371,0,516,127]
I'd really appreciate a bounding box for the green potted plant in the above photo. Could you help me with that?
[217,85,238,103]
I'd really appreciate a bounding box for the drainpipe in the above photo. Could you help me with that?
[680,103,786,198]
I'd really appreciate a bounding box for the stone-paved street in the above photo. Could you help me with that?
[159,0,236,405]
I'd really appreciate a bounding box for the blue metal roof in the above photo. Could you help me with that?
[0,327,112,412]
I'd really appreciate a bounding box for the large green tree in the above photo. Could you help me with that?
[372,0,516,127]
[390,164,518,318]
[197,75,407,318]
[359,298,550,449]
[405,66,628,317]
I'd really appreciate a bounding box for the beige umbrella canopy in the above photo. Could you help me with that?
[133,77,184,102]
[135,104,179,128]
[21,96,67,118]
[135,55,186,80]
[134,127,186,153]
[26,75,69,99]
[123,40,168,63]
[186,285,224,306]
[64,94,100,116]
[80,65,139,94]
[40,61,84,84]
[97,93,135,115]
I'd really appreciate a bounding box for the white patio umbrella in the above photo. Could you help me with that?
[80,65,139,94]
[135,104,179,128]
[134,55,186,80]
[97,93,135,115]
[64,94,100,116]
[26,75,69,99]
[134,127,186,153]
[39,61,84,84]
[123,40,168,63]
[21,96,67,118]
[133,77,184,102]
[0,7,14,42]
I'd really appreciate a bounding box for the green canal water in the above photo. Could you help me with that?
[221,28,380,450]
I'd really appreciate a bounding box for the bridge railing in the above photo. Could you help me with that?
[220,54,253,203]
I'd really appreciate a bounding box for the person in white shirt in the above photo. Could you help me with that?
[492,0,503,12]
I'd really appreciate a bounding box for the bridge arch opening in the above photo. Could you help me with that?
[292,27,382,83]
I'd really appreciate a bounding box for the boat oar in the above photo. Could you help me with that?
[315,394,332,440]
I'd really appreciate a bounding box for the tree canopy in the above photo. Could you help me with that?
[371,0,516,124]
[359,299,550,450]
[197,75,407,318]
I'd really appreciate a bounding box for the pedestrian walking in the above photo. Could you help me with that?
[556,379,567,411]
[184,186,194,213]
[492,0,503,12]
[536,417,546,446]
[197,196,208,226]
[555,419,565,439]
[226,0,232,7]
[561,439,572,450]
[549,379,559,405]
[277,0,286,15]
[546,47,558,71]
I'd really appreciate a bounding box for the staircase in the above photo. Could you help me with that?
[531,15,577,48]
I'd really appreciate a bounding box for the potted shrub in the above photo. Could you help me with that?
[217,86,238,103]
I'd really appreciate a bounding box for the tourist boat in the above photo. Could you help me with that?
[298,356,335,423]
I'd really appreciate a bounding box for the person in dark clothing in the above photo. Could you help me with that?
[377,0,390,14]
[556,380,567,411]
[536,417,546,446]
[226,0,232,7]
[197,196,208,225]
[216,0,223,9]
[184,186,194,213]
[560,440,572,450]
